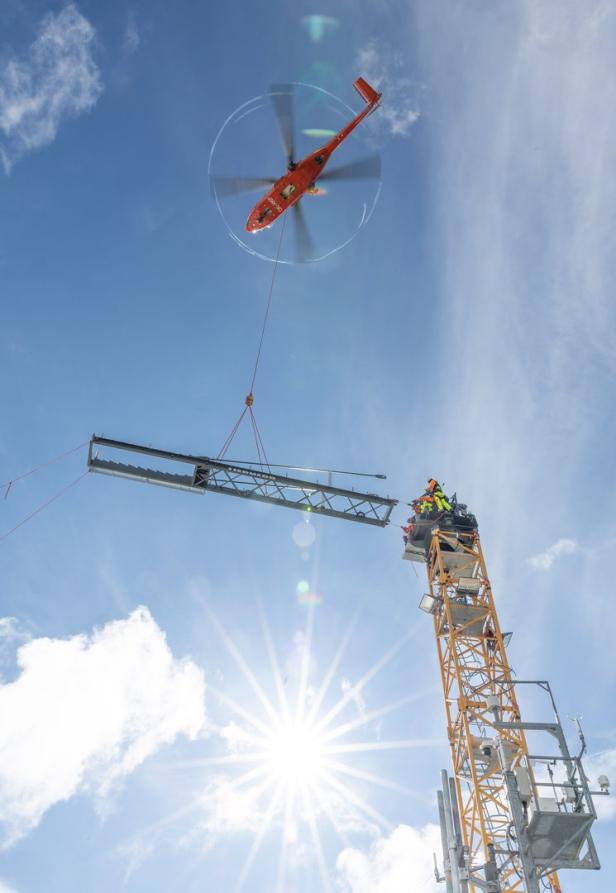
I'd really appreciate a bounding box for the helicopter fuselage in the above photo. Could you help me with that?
[246,77,381,233]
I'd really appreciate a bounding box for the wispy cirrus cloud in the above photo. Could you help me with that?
[336,823,441,893]
[0,618,30,683]
[0,607,205,847]
[355,43,420,138]
[0,617,28,648]
[191,775,268,848]
[187,773,378,851]
[341,676,367,720]
[410,0,616,576]
[528,538,579,570]
[122,11,141,57]
[0,3,103,173]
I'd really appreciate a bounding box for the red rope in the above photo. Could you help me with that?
[217,407,248,460]
[0,470,88,543]
[248,408,269,471]
[248,410,263,467]
[249,408,271,473]
[2,440,89,499]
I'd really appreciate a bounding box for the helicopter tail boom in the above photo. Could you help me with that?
[353,77,381,107]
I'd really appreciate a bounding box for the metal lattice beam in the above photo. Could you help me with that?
[87,436,397,527]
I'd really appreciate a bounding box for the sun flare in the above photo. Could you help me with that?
[171,608,431,893]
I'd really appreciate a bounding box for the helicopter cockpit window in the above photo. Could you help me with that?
[280,184,296,200]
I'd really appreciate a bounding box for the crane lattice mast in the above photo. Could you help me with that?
[404,505,604,893]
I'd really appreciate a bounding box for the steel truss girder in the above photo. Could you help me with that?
[87,436,397,527]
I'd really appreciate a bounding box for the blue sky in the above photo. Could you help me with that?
[1,2,615,891]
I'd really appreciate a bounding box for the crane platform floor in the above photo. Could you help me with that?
[527,807,594,863]
[402,542,427,563]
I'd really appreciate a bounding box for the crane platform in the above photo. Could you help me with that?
[402,504,478,564]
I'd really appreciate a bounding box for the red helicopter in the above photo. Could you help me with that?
[210,77,382,262]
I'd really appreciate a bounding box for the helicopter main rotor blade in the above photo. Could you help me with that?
[292,200,317,264]
[210,175,276,199]
[270,84,296,167]
[320,154,381,182]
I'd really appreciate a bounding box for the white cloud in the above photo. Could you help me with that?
[0,617,28,648]
[336,823,441,893]
[0,881,18,893]
[188,774,378,852]
[192,776,267,848]
[219,720,253,753]
[115,835,155,886]
[0,607,205,847]
[405,0,616,594]
[0,618,30,683]
[341,676,367,720]
[355,43,420,138]
[122,12,141,57]
[528,538,579,570]
[0,3,103,173]
[0,619,20,640]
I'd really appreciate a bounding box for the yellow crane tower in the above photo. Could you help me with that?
[403,485,608,893]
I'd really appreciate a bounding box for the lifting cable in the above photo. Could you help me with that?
[0,470,88,543]
[2,439,89,500]
[217,214,288,467]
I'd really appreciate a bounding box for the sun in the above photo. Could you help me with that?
[265,718,326,786]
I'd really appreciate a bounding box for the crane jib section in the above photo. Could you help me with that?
[87,436,397,527]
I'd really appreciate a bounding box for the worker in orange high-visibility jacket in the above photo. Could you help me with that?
[401,518,414,544]
[419,494,434,515]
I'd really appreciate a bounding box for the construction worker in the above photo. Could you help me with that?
[426,478,453,512]
[401,518,414,545]
[485,626,497,654]
[410,498,424,518]
[419,494,434,516]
